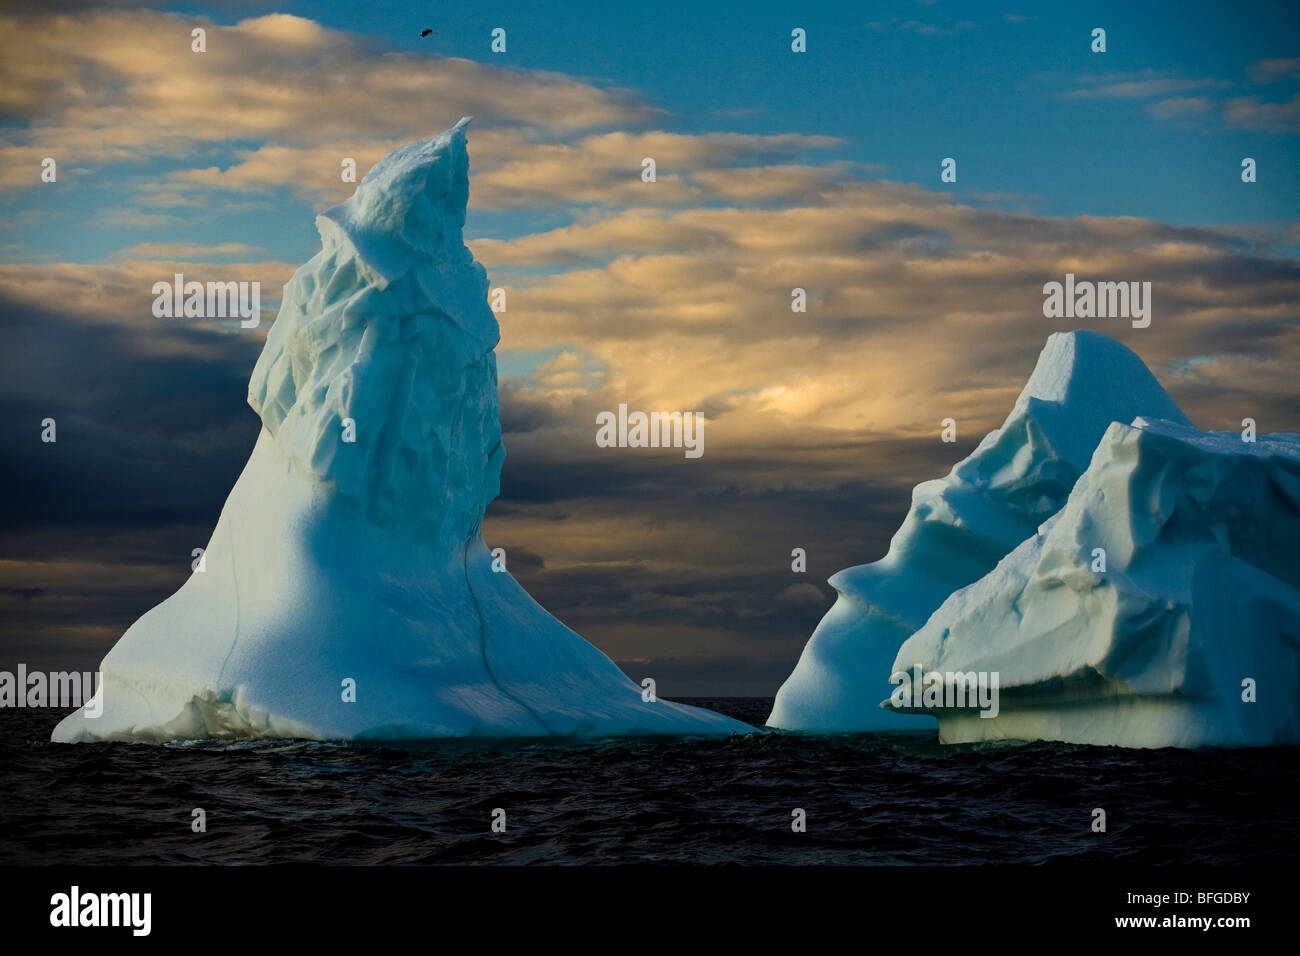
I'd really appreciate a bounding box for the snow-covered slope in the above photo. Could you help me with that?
[53,120,754,743]
[768,330,1191,732]
[891,418,1300,748]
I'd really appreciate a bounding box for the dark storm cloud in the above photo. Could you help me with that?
[498,382,566,435]
[486,459,968,696]
[615,656,806,699]
[0,290,261,532]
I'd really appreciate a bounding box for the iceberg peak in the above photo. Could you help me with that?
[971,329,1191,484]
[318,116,475,281]
[1016,329,1161,407]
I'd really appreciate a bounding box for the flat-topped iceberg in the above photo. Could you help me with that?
[768,330,1190,732]
[772,328,1300,749]
[891,417,1300,748]
[53,120,754,743]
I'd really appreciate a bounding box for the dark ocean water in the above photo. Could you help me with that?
[2,699,1296,866]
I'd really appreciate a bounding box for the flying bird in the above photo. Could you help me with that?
[420,29,436,37]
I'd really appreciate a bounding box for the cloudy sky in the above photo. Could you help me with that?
[2,0,1298,695]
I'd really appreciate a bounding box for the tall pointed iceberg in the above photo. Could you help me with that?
[53,119,753,742]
